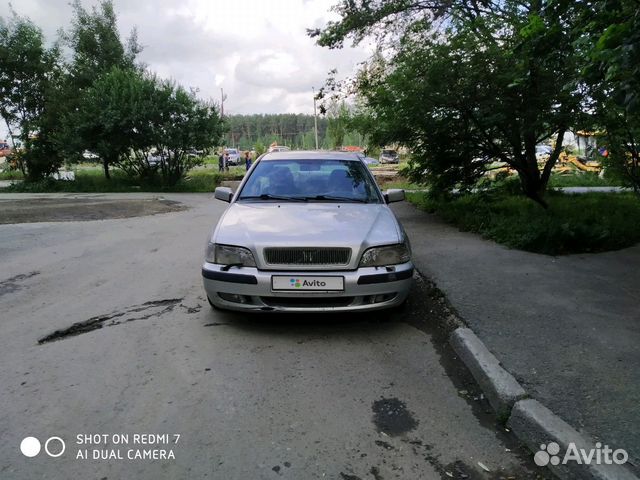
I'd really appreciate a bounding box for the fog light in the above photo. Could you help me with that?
[373,294,395,303]
[218,292,249,304]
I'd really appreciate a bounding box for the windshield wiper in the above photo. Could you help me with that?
[305,195,368,203]
[239,194,307,202]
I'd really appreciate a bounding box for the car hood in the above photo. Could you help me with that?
[213,202,403,269]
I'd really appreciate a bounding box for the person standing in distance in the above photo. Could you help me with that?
[223,152,230,172]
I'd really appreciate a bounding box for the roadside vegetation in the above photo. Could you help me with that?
[407,191,640,255]
[547,173,620,188]
[4,167,244,193]
[0,170,24,181]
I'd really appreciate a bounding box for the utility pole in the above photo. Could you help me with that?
[220,87,228,146]
[313,87,319,150]
[220,88,227,117]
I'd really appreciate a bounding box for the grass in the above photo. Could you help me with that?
[548,172,621,188]
[1,167,244,193]
[381,180,424,190]
[406,190,640,255]
[0,170,24,180]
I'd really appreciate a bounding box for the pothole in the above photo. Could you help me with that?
[371,397,419,436]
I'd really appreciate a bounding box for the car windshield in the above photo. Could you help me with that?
[382,150,396,155]
[237,159,382,203]
[226,149,238,154]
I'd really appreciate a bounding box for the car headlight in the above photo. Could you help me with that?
[205,243,256,267]
[359,243,411,267]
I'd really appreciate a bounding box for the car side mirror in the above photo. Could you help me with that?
[214,186,233,202]
[384,189,405,203]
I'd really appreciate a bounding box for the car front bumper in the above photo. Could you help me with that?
[202,262,414,312]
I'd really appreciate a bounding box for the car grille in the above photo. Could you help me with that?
[263,247,351,266]
[261,296,355,308]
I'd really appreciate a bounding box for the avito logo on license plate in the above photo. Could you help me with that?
[272,276,344,291]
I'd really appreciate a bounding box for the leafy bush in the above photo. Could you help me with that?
[406,191,640,255]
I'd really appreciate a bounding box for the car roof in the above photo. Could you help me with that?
[261,150,363,161]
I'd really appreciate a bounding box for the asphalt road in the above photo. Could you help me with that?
[392,201,640,472]
[0,193,548,480]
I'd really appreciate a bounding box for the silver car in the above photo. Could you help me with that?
[224,148,241,166]
[379,149,399,164]
[202,151,413,312]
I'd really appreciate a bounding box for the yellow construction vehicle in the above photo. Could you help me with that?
[557,152,602,173]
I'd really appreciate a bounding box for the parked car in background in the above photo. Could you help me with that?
[203,151,413,313]
[224,148,241,165]
[82,150,99,160]
[187,149,205,159]
[379,149,399,164]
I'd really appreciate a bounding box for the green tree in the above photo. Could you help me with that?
[0,12,63,180]
[72,68,223,185]
[224,114,328,150]
[70,68,156,179]
[64,0,140,90]
[57,0,141,176]
[151,81,224,185]
[325,100,350,149]
[581,0,640,192]
[311,1,585,206]
[254,141,266,157]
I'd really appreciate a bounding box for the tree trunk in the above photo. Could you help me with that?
[103,158,111,180]
[518,167,549,208]
[516,129,567,208]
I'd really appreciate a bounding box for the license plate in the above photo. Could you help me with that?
[272,276,344,292]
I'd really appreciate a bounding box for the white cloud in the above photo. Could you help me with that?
[2,0,370,117]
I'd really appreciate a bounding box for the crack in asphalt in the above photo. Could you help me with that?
[182,303,202,314]
[37,298,183,345]
[0,271,40,298]
[339,473,362,480]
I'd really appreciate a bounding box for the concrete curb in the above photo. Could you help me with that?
[449,327,639,480]
[450,327,527,418]
[509,399,638,480]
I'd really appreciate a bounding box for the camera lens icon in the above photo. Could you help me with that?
[20,437,41,457]
[20,436,65,458]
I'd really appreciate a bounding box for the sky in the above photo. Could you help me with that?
[3,0,371,117]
